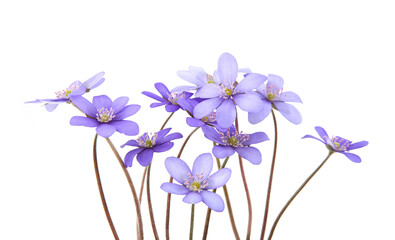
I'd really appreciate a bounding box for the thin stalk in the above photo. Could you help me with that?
[202,153,239,240]
[260,110,278,240]
[189,204,195,240]
[93,134,119,240]
[105,138,143,240]
[267,152,334,240]
[144,112,175,240]
[146,162,159,239]
[235,113,252,240]
[165,127,200,240]
[238,154,253,240]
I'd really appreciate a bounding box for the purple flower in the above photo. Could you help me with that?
[121,128,183,167]
[69,95,140,138]
[202,125,269,165]
[142,82,193,112]
[172,66,220,93]
[302,126,368,163]
[177,98,226,132]
[25,72,105,112]
[193,53,267,129]
[173,66,251,94]
[160,153,231,212]
[248,74,302,125]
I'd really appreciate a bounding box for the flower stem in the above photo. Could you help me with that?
[235,112,253,240]
[267,151,334,240]
[189,204,195,240]
[202,152,239,240]
[260,110,278,240]
[93,134,119,240]
[105,137,143,240]
[165,127,200,240]
[144,112,175,240]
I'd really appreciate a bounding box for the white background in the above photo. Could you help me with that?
[1,0,394,239]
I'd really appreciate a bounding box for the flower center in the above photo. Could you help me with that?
[167,92,185,105]
[184,172,209,193]
[96,107,115,123]
[331,136,351,152]
[263,83,282,102]
[206,74,215,84]
[220,128,249,147]
[219,81,237,99]
[55,81,81,99]
[201,112,216,123]
[137,132,158,148]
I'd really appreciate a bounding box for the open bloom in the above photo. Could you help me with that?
[172,66,251,94]
[249,74,302,125]
[69,95,140,138]
[25,72,105,112]
[302,126,368,163]
[161,153,231,212]
[193,53,267,129]
[202,125,269,165]
[142,82,193,112]
[121,128,183,167]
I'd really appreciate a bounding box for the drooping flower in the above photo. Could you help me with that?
[193,53,267,129]
[25,72,105,112]
[302,126,368,163]
[202,125,269,165]
[121,128,183,167]
[248,74,302,125]
[69,95,140,138]
[142,82,193,112]
[160,153,231,212]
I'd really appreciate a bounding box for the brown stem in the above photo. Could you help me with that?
[235,112,252,240]
[260,110,278,240]
[93,134,119,240]
[202,151,239,240]
[267,152,334,240]
[105,138,143,240]
[146,161,160,239]
[165,127,200,240]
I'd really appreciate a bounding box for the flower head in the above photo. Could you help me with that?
[25,72,105,112]
[172,66,221,93]
[160,153,231,212]
[142,82,193,112]
[69,95,140,138]
[249,74,302,125]
[121,128,183,167]
[192,53,267,128]
[176,98,226,132]
[302,126,368,163]
[202,125,269,165]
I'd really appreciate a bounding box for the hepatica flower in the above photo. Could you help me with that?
[202,125,269,165]
[172,66,220,93]
[121,128,183,167]
[249,74,302,125]
[25,72,105,112]
[302,126,368,163]
[142,82,193,112]
[69,95,140,138]
[177,98,225,131]
[193,53,267,129]
[161,153,231,212]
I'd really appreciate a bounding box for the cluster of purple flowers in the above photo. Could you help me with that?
[26,52,368,235]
